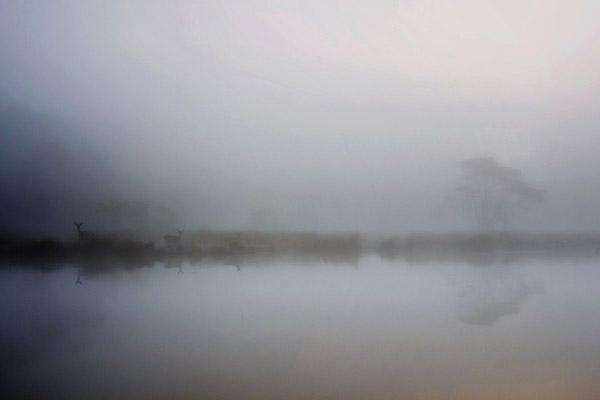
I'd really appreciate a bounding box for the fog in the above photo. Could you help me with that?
[3,257,600,400]
[4,4,600,398]
[2,0,600,236]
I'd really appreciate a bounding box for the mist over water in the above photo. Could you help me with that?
[2,257,600,400]
[3,1,600,398]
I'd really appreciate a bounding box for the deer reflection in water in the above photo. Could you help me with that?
[164,258,184,275]
[75,269,83,285]
[225,253,245,272]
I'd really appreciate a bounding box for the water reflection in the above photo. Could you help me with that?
[2,255,600,399]
[457,267,544,326]
[225,253,245,272]
[75,269,83,285]
[164,258,184,275]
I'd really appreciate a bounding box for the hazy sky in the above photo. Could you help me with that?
[2,0,600,234]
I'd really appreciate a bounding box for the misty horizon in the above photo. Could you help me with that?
[4,3,600,399]
[2,1,600,236]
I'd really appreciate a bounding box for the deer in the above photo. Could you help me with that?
[74,222,91,241]
[227,232,246,253]
[164,229,184,248]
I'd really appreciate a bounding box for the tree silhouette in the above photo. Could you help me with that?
[453,157,544,230]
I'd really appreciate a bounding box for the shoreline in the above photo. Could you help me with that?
[2,231,600,270]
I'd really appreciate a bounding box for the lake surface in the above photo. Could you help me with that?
[2,255,600,399]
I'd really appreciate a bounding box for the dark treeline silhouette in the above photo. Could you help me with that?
[0,228,364,269]
[2,227,600,271]
[0,234,159,267]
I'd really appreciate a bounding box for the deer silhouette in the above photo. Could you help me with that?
[164,229,184,248]
[74,222,91,241]
[227,232,245,253]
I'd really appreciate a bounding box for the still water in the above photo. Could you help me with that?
[2,255,600,399]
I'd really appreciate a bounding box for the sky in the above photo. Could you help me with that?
[2,0,600,235]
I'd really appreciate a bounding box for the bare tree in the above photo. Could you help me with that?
[453,157,544,231]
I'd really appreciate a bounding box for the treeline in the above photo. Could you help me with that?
[0,230,363,267]
[2,230,600,269]
[379,232,600,260]
[0,235,159,267]
[189,230,361,254]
